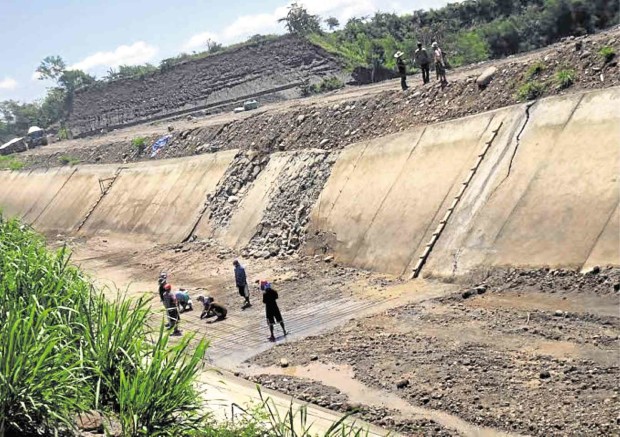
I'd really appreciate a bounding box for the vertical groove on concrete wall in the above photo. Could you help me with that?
[76,167,123,232]
[411,122,504,279]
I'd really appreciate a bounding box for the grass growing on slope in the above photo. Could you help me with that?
[0,155,25,170]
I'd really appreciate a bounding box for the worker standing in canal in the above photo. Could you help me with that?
[257,280,287,342]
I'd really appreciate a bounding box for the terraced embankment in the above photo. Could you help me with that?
[0,88,618,276]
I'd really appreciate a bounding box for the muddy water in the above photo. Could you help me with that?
[247,362,525,437]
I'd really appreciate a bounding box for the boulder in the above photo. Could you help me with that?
[476,67,498,89]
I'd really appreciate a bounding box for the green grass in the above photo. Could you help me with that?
[132,136,148,154]
[525,61,545,79]
[0,155,25,170]
[58,155,80,166]
[555,68,576,90]
[598,45,616,62]
[516,80,545,101]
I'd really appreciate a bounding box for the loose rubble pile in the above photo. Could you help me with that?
[246,374,457,436]
[205,150,271,228]
[242,151,336,258]
[463,265,620,296]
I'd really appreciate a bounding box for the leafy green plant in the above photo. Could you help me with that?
[517,80,545,101]
[302,76,345,96]
[58,155,80,166]
[117,326,208,436]
[555,68,576,89]
[526,61,545,79]
[598,45,616,62]
[0,304,90,436]
[0,155,25,170]
[80,293,152,409]
[132,136,148,154]
[58,126,70,140]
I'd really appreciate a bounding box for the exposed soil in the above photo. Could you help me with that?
[249,268,620,437]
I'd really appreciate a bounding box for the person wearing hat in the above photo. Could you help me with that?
[233,260,251,309]
[432,42,448,85]
[394,51,408,91]
[162,283,182,336]
[197,296,228,321]
[414,42,431,84]
[257,280,287,342]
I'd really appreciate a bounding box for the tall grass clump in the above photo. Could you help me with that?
[0,214,209,436]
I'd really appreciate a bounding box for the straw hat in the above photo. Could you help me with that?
[394,51,404,58]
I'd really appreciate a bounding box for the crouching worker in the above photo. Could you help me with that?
[197,296,228,321]
[258,280,287,342]
[175,289,193,313]
[161,284,182,336]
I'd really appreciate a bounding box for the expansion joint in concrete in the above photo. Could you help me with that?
[76,167,124,232]
[411,122,505,279]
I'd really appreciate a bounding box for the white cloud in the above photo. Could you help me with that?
[69,41,159,72]
[182,0,422,50]
[0,77,18,90]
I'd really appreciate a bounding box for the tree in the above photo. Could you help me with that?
[278,2,322,35]
[205,39,224,54]
[35,56,66,82]
[325,16,340,30]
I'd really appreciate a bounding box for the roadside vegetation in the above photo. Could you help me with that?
[0,214,370,436]
[0,154,25,170]
[1,0,618,144]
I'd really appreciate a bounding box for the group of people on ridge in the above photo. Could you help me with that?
[395,41,448,91]
[157,260,286,343]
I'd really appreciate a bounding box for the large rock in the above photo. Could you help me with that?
[476,67,497,89]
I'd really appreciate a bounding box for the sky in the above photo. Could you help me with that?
[0,0,451,102]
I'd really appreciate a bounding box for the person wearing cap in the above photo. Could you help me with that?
[257,280,287,342]
[233,260,251,309]
[394,51,408,91]
[432,42,448,85]
[162,283,182,336]
[197,296,228,321]
[414,42,431,84]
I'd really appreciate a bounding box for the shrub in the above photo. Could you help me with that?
[302,76,345,96]
[0,155,25,171]
[58,127,70,140]
[58,155,80,166]
[517,81,545,101]
[132,136,148,154]
[525,61,545,79]
[598,46,616,62]
[555,68,576,89]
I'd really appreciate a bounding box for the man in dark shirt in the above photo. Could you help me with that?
[414,42,431,84]
[258,280,287,342]
[162,283,182,336]
[395,51,408,91]
[197,296,228,321]
[233,260,251,309]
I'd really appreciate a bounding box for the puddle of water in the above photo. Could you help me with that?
[247,362,525,437]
